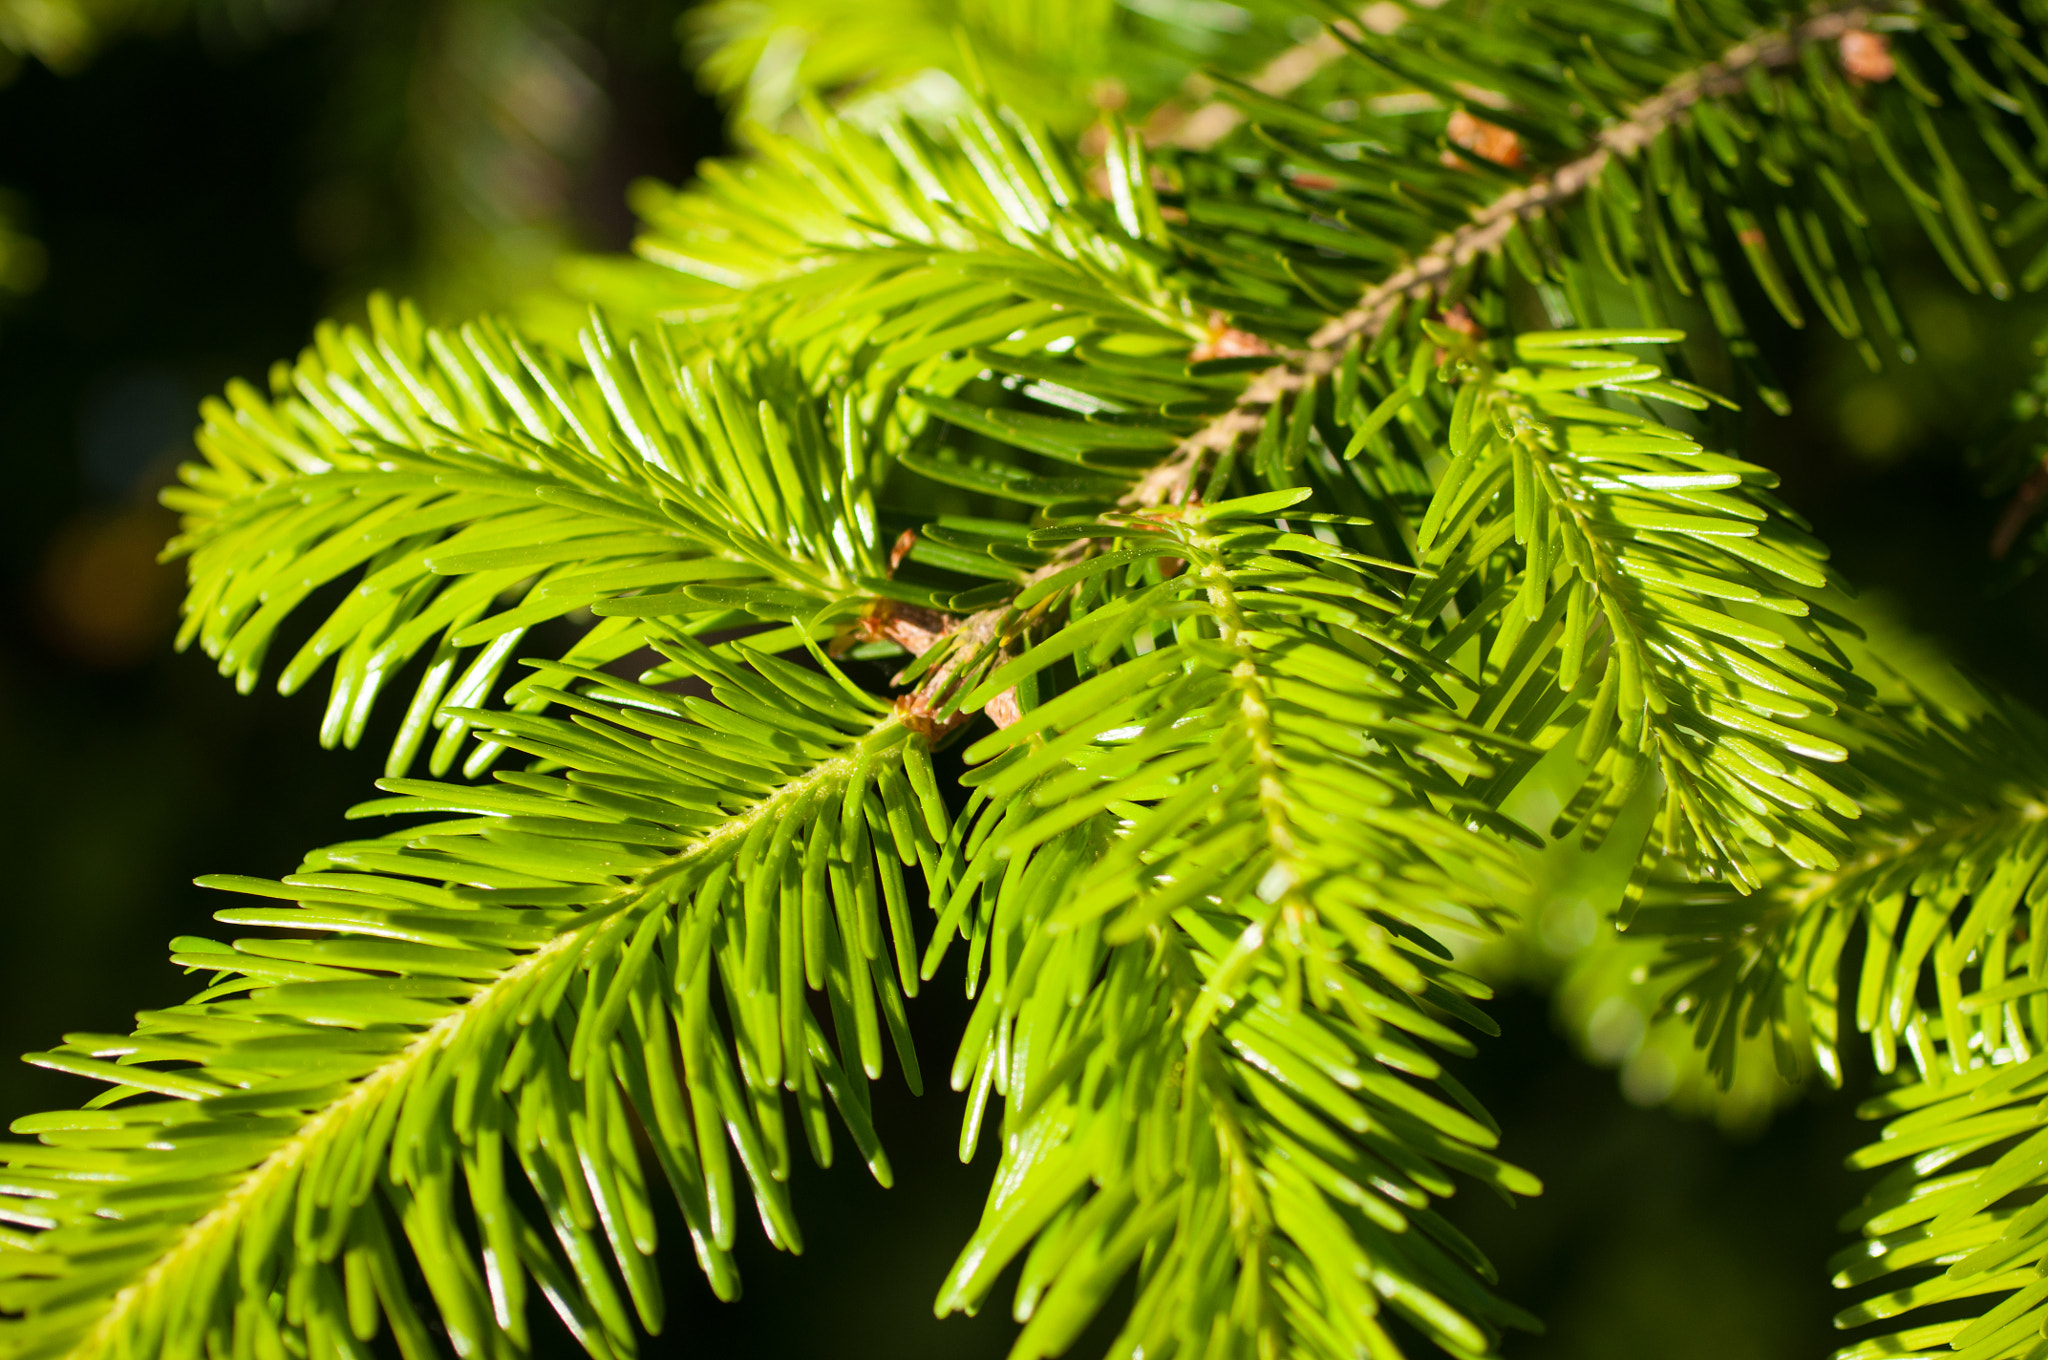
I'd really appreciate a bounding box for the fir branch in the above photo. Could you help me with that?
[922,326,1860,884]
[1306,4,1877,351]
[1128,2,1879,507]
[1409,328,1860,884]
[1,646,945,1360]
[915,499,1538,1357]
[165,301,891,777]
[19,3,2048,1358]
[1625,673,2048,1357]
[1646,684,2048,1079]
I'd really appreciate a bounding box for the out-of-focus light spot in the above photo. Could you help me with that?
[0,0,94,71]
[1913,293,1980,365]
[1,0,330,72]
[0,216,43,294]
[37,505,179,668]
[1585,995,1646,1064]
[1539,896,1599,957]
[1122,0,1252,34]
[1839,383,1914,462]
[1620,1046,1679,1108]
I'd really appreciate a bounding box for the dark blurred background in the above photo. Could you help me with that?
[0,6,2043,1358]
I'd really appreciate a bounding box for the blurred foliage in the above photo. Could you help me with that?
[0,0,329,79]
[686,0,1326,136]
[1471,748,1809,1139]
[0,0,707,317]
[0,192,40,300]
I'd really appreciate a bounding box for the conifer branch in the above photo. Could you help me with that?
[1129,2,1878,508]
[2,644,945,1360]
[17,2,2048,1357]
[53,725,887,1360]
[1307,4,1876,351]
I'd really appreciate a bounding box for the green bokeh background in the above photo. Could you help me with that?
[0,8,2043,1357]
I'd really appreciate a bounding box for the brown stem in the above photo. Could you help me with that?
[886,546,1092,735]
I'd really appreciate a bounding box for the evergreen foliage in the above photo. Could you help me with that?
[9,2,2048,1358]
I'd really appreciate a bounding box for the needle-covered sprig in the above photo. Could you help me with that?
[1,641,945,1360]
[18,1,2048,1358]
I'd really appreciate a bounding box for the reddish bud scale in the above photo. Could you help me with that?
[1446,109,1524,169]
[1191,313,1274,362]
[1840,29,1895,83]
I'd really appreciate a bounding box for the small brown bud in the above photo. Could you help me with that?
[862,599,952,657]
[1439,305,1483,339]
[889,528,918,572]
[1090,78,1129,112]
[1432,305,1485,365]
[984,688,1023,729]
[1288,171,1339,192]
[893,692,956,741]
[1191,313,1274,363]
[1446,109,1523,169]
[1839,29,1895,83]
